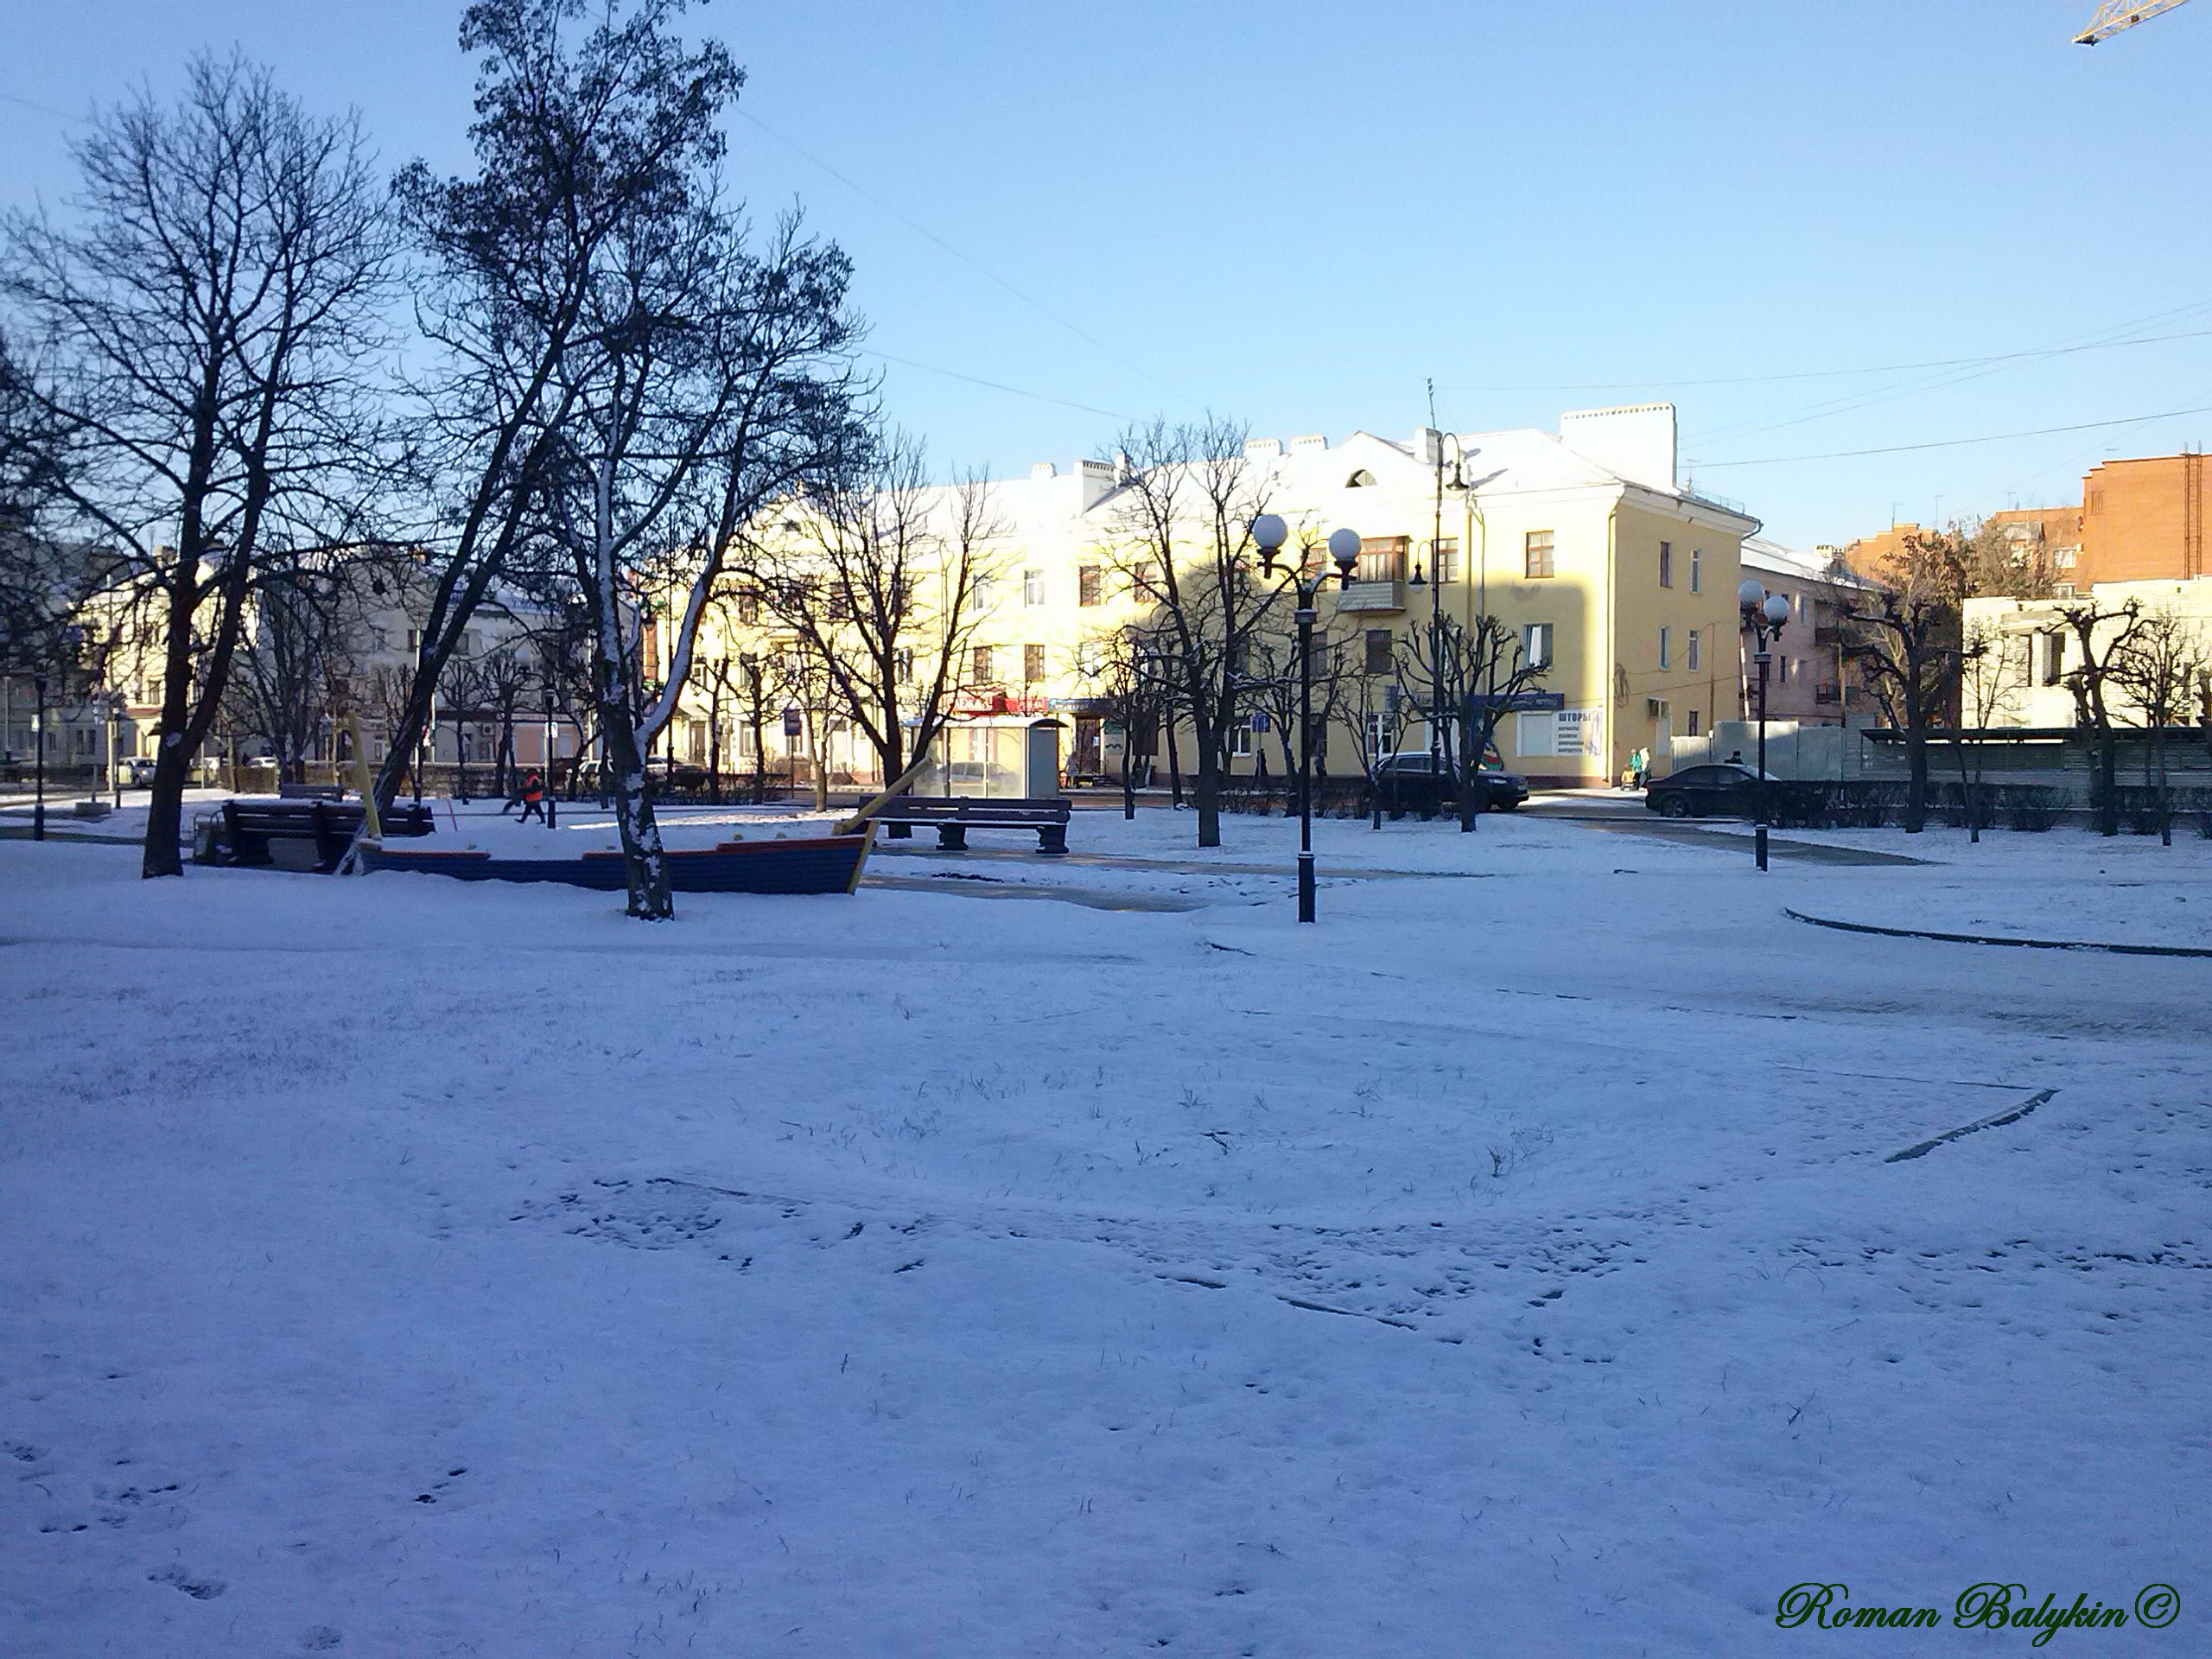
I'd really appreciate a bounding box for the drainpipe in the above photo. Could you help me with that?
[1605,503,1618,788]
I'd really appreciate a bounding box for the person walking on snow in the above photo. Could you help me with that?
[518,769,547,825]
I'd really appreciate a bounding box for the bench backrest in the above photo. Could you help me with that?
[885,794,1070,823]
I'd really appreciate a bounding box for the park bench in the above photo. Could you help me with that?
[277,783,345,801]
[209,798,435,873]
[878,795,1070,855]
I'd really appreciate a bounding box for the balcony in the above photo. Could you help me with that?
[1814,683,1841,706]
[1338,579,1406,613]
[1338,538,1408,613]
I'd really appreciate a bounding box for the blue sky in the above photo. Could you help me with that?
[4,1,2209,548]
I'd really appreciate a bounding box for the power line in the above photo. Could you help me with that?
[1694,401,2212,469]
[1438,324,2212,393]
[860,347,1135,423]
[1686,298,2212,447]
[734,105,1198,418]
[0,88,77,123]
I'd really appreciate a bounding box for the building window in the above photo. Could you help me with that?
[968,576,995,616]
[1357,536,1409,584]
[1346,468,1377,488]
[1522,621,1553,670]
[1524,531,1555,579]
[971,645,994,683]
[2040,632,2063,684]
[1023,569,1046,607]
[1690,549,1702,593]
[1659,542,1673,588]
[1132,563,1159,599]
[1688,709,1702,736]
[1429,538,1459,582]
[736,591,760,625]
[893,647,914,683]
[1777,654,1789,684]
[1364,628,1395,675]
[405,627,420,655]
[1658,626,1671,670]
[1024,644,1046,683]
[1078,565,1102,607]
[1077,640,1102,677]
[1687,628,1701,671]
[1230,717,1255,757]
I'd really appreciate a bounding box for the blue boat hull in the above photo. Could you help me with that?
[362,834,871,895]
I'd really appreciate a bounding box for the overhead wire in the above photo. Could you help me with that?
[733,105,1198,418]
[1694,399,2212,469]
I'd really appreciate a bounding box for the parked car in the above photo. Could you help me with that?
[1643,762,1778,820]
[1369,752,1529,817]
[645,758,712,792]
[120,756,159,787]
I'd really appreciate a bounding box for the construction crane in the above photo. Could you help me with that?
[2075,0,2194,43]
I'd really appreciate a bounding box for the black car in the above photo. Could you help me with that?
[645,757,713,792]
[1643,762,1776,819]
[1370,753,1529,817]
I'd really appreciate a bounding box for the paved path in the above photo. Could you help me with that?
[1577,817,1933,867]
[859,872,1205,912]
[868,842,1495,881]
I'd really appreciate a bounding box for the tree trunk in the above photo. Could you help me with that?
[140,579,200,880]
[601,695,671,920]
[1193,753,1222,848]
[2097,729,2119,836]
[1904,708,1929,834]
[1166,720,1184,807]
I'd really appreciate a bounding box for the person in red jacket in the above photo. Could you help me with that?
[518,769,547,824]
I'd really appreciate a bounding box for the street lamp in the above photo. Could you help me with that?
[541,686,559,829]
[1252,513,1360,923]
[1738,578,1792,872]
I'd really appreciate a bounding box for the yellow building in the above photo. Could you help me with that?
[681,404,1758,790]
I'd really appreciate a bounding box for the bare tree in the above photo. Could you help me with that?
[1243,604,1359,811]
[2055,597,2147,837]
[1847,528,1968,832]
[227,556,371,784]
[408,1,861,918]
[1101,416,1281,848]
[3,55,397,875]
[1967,518,2062,600]
[1953,620,2024,842]
[2112,607,2204,845]
[759,435,1001,790]
[1077,621,1169,820]
[1396,612,1549,831]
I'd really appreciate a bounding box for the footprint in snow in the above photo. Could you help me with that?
[149,1565,226,1600]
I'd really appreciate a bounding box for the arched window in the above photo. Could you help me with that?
[1346,468,1376,487]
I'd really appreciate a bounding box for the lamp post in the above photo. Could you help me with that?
[1738,578,1792,872]
[542,687,559,828]
[1252,514,1360,923]
[31,671,46,842]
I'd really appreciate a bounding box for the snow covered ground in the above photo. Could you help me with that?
[2,808,2207,1655]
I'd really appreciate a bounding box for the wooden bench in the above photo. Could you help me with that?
[878,795,1070,854]
[214,799,435,872]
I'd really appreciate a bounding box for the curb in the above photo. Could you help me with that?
[1783,906,2212,959]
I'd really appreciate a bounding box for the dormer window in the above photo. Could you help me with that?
[1346,469,1377,487]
